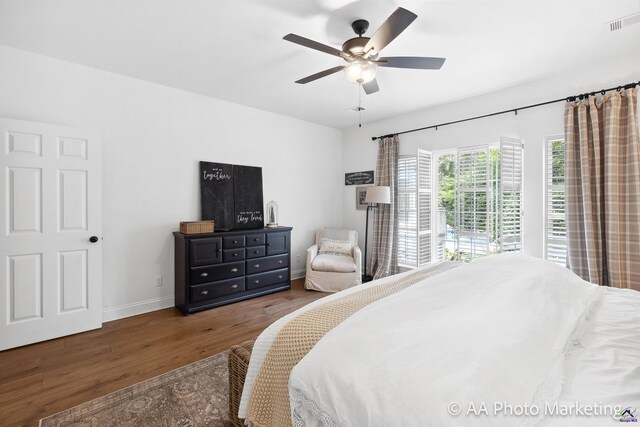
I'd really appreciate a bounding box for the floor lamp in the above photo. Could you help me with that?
[363,185,391,282]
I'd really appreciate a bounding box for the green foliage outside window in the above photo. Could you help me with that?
[438,148,518,261]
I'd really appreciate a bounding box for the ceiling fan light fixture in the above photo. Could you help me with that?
[344,60,378,84]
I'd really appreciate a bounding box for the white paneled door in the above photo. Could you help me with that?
[0,118,102,350]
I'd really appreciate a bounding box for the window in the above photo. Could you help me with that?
[544,136,567,266]
[397,150,432,268]
[436,153,456,260]
[456,146,491,260]
[436,138,523,263]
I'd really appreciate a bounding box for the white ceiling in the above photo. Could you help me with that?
[1,0,640,129]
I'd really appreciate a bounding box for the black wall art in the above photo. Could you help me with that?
[200,161,264,230]
[345,170,374,185]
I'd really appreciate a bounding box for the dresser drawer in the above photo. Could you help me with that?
[246,246,266,259]
[223,248,245,262]
[246,233,266,247]
[190,261,245,285]
[190,237,222,266]
[246,254,288,275]
[190,278,246,303]
[223,236,245,249]
[246,268,289,290]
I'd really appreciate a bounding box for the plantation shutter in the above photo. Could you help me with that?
[436,208,447,262]
[397,155,417,267]
[499,137,523,252]
[456,146,490,261]
[417,149,432,267]
[545,137,567,266]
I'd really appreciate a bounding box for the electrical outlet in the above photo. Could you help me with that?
[155,275,163,287]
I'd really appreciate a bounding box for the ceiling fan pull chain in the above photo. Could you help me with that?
[359,85,363,128]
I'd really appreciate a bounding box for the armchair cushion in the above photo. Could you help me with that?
[311,253,356,273]
[318,238,353,256]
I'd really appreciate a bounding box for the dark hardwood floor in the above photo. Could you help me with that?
[0,278,326,427]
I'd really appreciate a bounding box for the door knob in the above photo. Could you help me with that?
[89,236,99,243]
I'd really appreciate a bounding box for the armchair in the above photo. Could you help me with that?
[305,228,362,292]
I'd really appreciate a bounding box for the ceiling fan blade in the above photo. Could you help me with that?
[284,33,349,59]
[362,79,380,94]
[364,7,417,57]
[377,56,446,70]
[295,66,345,84]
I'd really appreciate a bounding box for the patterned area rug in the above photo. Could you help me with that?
[40,351,232,427]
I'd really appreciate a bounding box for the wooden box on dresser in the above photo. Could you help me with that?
[174,227,292,315]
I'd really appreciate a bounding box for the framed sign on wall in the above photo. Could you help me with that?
[356,186,369,210]
[345,170,374,185]
[200,161,264,230]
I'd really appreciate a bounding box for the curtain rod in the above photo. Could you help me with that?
[371,80,640,141]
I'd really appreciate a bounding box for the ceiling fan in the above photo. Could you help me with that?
[283,7,446,95]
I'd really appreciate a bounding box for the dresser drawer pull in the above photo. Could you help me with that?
[254,264,260,268]
[254,250,259,254]
[254,280,260,284]
[254,238,259,242]
[200,272,208,277]
[231,284,238,289]
[201,290,209,295]
[278,275,283,279]
[231,268,238,272]
[278,260,283,264]
[233,253,238,257]
[267,243,271,246]
[233,240,238,244]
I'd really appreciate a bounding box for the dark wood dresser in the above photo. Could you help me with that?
[174,227,292,315]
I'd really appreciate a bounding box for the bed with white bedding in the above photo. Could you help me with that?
[237,254,640,427]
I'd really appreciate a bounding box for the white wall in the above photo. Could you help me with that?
[342,55,640,262]
[0,46,342,321]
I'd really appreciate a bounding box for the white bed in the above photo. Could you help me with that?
[239,254,640,427]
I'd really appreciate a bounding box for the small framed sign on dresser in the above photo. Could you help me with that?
[173,227,292,315]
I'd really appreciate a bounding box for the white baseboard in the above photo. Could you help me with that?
[102,295,174,323]
[103,272,306,323]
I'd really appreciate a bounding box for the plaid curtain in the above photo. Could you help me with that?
[369,135,399,279]
[564,87,640,290]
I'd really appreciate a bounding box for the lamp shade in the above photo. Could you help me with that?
[365,186,390,204]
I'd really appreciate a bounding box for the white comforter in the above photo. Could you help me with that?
[547,286,640,427]
[238,261,462,419]
[288,254,604,427]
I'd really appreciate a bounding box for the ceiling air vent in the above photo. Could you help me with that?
[605,11,640,32]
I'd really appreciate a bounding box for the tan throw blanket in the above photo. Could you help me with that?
[246,262,460,427]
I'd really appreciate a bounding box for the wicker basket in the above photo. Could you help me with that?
[228,339,255,427]
[179,221,214,234]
